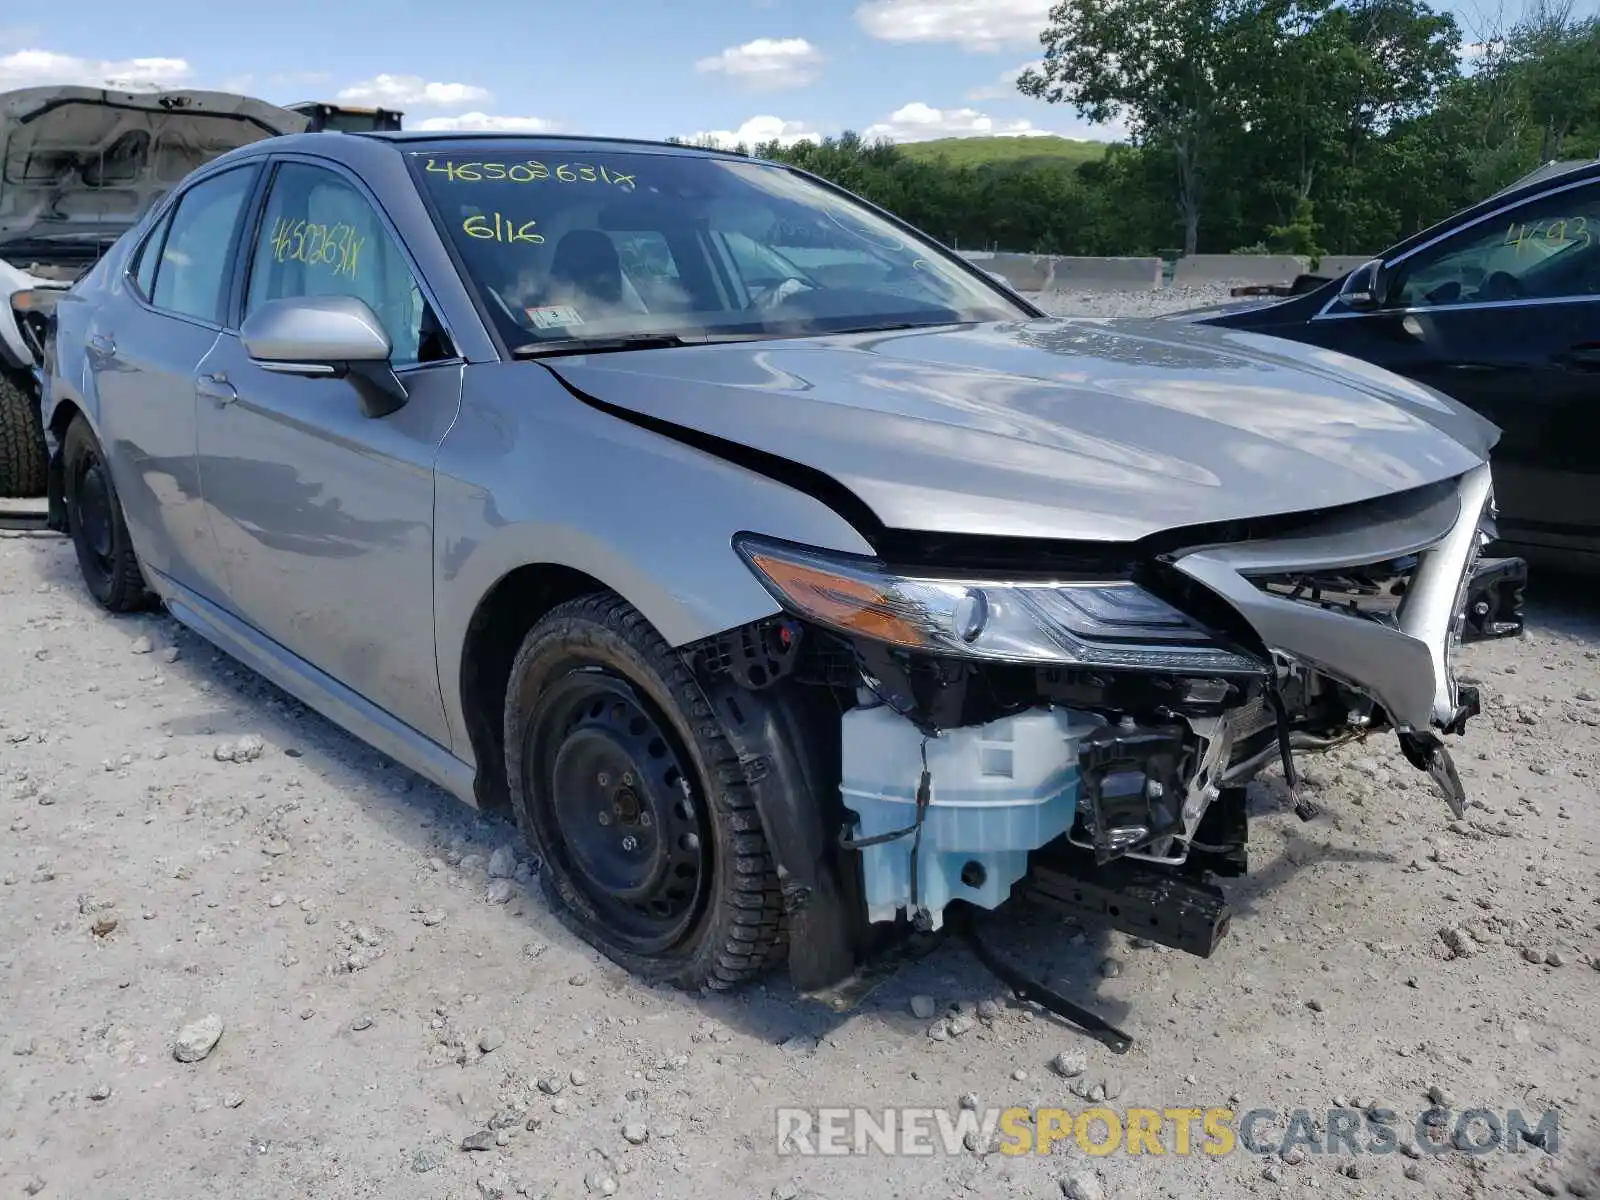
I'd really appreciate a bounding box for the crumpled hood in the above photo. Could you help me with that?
[0,86,306,257]
[546,317,1499,543]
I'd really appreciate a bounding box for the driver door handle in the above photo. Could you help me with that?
[196,372,238,406]
[88,334,116,355]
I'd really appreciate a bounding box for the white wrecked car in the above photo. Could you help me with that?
[0,85,304,495]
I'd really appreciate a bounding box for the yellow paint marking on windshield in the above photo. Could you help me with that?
[463,213,545,244]
[425,159,635,189]
[268,217,365,278]
[1502,215,1591,254]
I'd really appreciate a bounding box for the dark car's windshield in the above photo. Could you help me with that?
[408,147,1027,347]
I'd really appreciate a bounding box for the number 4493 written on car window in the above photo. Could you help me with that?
[1503,215,1592,254]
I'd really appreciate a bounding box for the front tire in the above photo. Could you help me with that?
[62,416,150,612]
[0,370,47,498]
[504,594,787,990]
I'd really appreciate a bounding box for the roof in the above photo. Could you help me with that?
[1487,158,1600,200]
[351,129,752,159]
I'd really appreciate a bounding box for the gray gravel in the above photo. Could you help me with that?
[1025,282,1242,318]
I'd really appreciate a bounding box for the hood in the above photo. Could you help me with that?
[0,87,306,261]
[546,317,1499,544]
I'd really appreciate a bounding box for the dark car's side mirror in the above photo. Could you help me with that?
[240,294,408,418]
[1337,259,1389,312]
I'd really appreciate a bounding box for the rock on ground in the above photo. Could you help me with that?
[173,1015,224,1063]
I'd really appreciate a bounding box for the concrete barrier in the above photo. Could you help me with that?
[960,252,1163,292]
[1312,255,1379,279]
[1171,254,1311,287]
[1039,256,1164,291]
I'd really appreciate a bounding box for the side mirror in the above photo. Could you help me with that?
[240,294,407,418]
[1337,259,1388,312]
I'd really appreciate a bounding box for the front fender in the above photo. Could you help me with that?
[433,365,877,765]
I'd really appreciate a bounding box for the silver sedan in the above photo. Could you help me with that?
[39,130,1507,1001]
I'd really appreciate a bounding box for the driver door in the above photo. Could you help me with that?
[1317,180,1600,557]
[194,157,462,746]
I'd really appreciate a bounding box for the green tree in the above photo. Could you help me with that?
[1019,0,1278,253]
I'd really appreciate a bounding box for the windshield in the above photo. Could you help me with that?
[407,147,1027,347]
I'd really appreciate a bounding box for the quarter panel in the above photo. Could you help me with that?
[433,363,877,763]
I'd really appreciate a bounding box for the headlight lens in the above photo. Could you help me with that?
[735,536,1263,673]
[9,287,63,316]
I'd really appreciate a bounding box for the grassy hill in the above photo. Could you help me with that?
[897,135,1113,171]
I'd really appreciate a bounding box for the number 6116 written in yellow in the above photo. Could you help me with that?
[463,213,545,244]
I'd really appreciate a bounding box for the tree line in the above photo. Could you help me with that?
[683,0,1600,261]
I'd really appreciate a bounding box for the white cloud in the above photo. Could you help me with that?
[862,100,1052,141]
[689,115,820,148]
[413,112,561,133]
[0,48,191,91]
[694,38,824,89]
[855,0,1053,51]
[965,60,1040,101]
[336,74,490,109]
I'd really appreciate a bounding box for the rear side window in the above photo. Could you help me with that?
[149,166,258,324]
[130,208,174,301]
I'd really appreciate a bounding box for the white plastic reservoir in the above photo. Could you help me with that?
[839,703,1105,930]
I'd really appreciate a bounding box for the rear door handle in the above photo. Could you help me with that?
[88,334,115,355]
[196,372,238,406]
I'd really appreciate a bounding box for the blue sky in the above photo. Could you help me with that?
[0,0,1588,149]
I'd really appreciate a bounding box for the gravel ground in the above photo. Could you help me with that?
[3,293,1598,1199]
[1025,282,1246,318]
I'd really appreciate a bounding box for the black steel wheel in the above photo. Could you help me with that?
[505,594,786,989]
[529,671,709,954]
[63,416,149,612]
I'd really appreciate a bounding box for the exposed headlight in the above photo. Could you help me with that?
[9,287,63,315]
[734,535,1263,673]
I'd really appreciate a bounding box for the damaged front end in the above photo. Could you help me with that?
[684,464,1507,1029]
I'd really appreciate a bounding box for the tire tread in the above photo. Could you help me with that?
[503,593,787,991]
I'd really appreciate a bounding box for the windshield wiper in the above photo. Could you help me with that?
[814,321,950,336]
[510,333,690,359]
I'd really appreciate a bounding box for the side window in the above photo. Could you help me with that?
[149,166,257,323]
[131,208,173,301]
[244,162,441,368]
[1391,185,1600,309]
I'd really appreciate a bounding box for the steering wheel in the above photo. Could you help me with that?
[1477,270,1524,302]
[754,277,815,310]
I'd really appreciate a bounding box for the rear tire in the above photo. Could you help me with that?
[0,370,47,498]
[63,416,150,613]
[504,593,787,990]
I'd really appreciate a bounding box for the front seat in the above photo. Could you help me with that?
[550,230,624,305]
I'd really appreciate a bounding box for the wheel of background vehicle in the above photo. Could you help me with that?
[0,371,48,498]
[505,594,787,990]
[62,415,150,612]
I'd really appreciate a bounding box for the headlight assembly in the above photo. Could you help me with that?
[734,535,1264,673]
